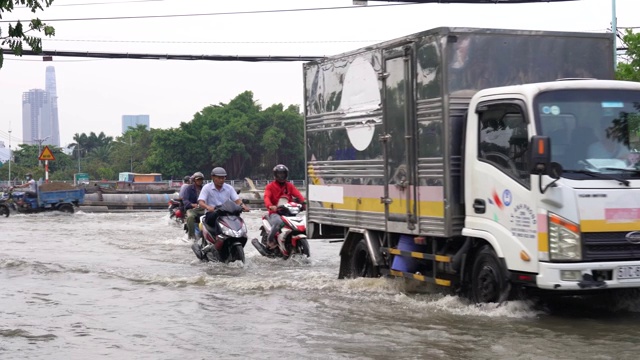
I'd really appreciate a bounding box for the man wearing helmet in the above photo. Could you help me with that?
[178,175,191,200]
[198,167,249,232]
[263,164,305,249]
[184,172,206,239]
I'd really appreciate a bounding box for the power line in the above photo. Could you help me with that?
[44,38,383,45]
[1,48,325,62]
[0,130,23,144]
[0,3,414,23]
[3,57,107,62]
[53,0,168,6]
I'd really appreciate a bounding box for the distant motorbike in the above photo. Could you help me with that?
[191,200,248,264]
[168,198,185,224]
[0,192,11,217]
[252,201,310,259]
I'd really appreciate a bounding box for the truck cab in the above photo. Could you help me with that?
[465,80,640,292]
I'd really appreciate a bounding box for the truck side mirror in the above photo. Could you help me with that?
[529,136,551,175]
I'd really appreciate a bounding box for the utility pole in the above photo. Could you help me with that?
[117,136,134,172]
[77,143,81,172]
[612,0,617,69]
[8,128,11,187]
[129,135,133,173]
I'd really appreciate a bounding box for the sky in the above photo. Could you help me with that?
[0,0,639,150]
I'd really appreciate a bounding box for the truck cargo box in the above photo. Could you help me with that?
[304,27,614,237]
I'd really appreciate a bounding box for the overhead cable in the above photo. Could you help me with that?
[1,48,325,62]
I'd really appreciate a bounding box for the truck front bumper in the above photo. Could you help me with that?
[537,261,640,290]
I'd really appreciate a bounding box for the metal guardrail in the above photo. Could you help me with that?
[1,179,306,192]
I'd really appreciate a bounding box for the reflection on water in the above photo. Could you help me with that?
[1,211,640,359]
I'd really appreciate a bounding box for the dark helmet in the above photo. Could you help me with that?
[25,173,33,178]
[273,164,289,182]
[183,175,191,183]
[211,167,227,177]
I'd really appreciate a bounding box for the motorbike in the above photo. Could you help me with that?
[252,201,310,259]
[0,191,12,217]
[191,200,248,264]
[168,198,185,224]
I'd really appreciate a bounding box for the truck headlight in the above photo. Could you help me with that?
[549,213,582,261]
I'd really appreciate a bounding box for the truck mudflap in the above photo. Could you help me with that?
[537,261,640,291]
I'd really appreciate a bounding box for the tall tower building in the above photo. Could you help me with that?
[21,66,61,147]
[45,66,61,147]
[122,115,150,133]
[22,89,50,146]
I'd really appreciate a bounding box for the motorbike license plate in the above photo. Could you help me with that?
[617,266,640,280]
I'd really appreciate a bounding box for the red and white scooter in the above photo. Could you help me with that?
[252,201,310,259]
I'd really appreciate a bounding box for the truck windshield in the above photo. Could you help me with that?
[534,89,640,179]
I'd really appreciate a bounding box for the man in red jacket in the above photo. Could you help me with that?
[263,164,306,249]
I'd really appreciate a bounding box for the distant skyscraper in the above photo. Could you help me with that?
[22,89,51,145]
[45,66,61,147]
[21,66,61,147]
[122,115,150,133]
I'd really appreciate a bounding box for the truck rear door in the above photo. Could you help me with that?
[382,45,418,232]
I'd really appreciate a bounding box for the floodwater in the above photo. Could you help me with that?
[2,211,640,360]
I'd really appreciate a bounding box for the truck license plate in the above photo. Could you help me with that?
[617,266,640,280]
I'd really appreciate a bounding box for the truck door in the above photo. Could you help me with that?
[382,45,417,232]
[466,100,538,264]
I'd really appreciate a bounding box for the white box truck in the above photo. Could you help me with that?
[303,27,640,302]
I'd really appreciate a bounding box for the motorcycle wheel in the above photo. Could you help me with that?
[233,244,245,264]
[296,238,311,258]
[205,250,218,262]
[0,205,9,217]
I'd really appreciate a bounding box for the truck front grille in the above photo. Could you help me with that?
[583,232,640,261]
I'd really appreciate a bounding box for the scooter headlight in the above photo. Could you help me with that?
[220,223,246,238]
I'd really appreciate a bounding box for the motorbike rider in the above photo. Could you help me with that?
[263,164,305,249]
[184,172,206,240]
[178,175,191,200]
[198,167,249,235]
[11,173,37,198]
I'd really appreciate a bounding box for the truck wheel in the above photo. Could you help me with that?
[58,204,74,213]
[0,205,9,217]
[471,246,510,304]
[349,239,378,278]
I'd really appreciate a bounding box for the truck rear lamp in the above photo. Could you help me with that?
[548,213,582,261]
[560,270,582,281]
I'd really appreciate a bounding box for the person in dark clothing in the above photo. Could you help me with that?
[184,172,205,240]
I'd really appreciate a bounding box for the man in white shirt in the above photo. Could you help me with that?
[197,167,248,231]
[12,173,37,197]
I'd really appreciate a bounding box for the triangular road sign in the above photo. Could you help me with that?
[38,145,56,161]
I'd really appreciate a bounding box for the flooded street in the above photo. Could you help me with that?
[2,211,640,359]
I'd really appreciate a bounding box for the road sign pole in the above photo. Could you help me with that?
[45,160,49,183]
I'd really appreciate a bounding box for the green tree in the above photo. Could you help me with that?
[112,125,155,174]
[616,29,640,82]
[0,0,56,69]
[145,91,304,180]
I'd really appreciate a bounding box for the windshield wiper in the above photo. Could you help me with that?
[563,169,630,186]
[603,167,640,175]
